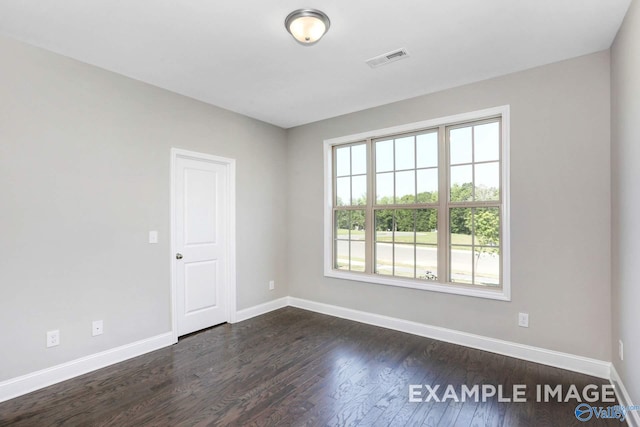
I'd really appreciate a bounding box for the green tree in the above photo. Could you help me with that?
[472,208,500,247]
[351,210,365,230]
[416,191,437,204]
[336,210,366,231]
[395,209,414,232]
[450,207,471,235]
[375,209,394,231]
[449,183,473,235]
[466,207,500,268]
[416,209,437,232]
[475,185,499,201]
[450,182,473,202]
[336,210,349,229]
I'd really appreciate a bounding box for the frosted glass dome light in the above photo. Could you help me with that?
[285,9,330,45]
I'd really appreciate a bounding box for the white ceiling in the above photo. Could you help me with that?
[0,1,631,128]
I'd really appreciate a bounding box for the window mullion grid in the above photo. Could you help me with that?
[471,125,476,202]
[414,135,418,202]
[499,208,503,285]
[348,148,353,271]
[333,148,339,270]
[471,207,475,284]
[365,139,374,275]
[392,137,396,204]
[471,126,475,284]
[413,209,417,279]
[439,125,449,284]
[498,117,504,285]
[349,146,353,206]
[413,137,418,279]
[392,138,396,276]
[330,112,506,295]
[392,210,396,276]
[332,207,341,270]
[347,210,352,271]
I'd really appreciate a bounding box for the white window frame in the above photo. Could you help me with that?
[323,106,511,301]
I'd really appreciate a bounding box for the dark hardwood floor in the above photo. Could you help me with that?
[0,307,620,426]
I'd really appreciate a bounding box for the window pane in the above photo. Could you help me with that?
[376,172,393,204]
[475,246,500,286]
[335,210,350,239]
[351,241,365,272]
[375,242,393,275]
[350,210,366,238]
[336,146,350,176]
[450,165,472,202]
[395,170,415,203]
[417,245,438,280]
[352,175,367,205]
[336,177,350,206]
[394,243,415,278]
[416,209,438,235]
[417,169,438,202]
[450,205,473,284]
[474,122,500,162]
[450,207,472,244]
[450,249,473,284]
[472,208,500,247]
[450,127,472,164]
[334,209,366,272]
[395,136,415,170]
[351,144,367,175]
[417,132,438,168]
[335,240,349,270]
[474,162,500,201]
[376,140,394,172]
[375,209,394,237]
[395,210,415,245]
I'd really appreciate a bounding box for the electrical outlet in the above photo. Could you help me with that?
[92,320,104,336]
[518,312,529,328]
[46,330,60,348]
[619,340,624,361]
[148,230,158,244]
[269,280,275,291]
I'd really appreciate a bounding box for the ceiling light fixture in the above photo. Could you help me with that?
[285,9,330,46]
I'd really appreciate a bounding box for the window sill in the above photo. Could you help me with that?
[324,269,511,301]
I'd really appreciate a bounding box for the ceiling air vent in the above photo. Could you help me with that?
[366,48,410,68]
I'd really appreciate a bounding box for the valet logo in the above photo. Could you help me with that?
[575,404,593,421]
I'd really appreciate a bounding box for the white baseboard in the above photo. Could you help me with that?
[611,364,640,427]
[0,295,290,404]
[288,297,612,379]
[234,297,289,322]
[0,296,623,408]
[0,332,174,404]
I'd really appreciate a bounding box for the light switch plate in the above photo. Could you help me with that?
[149,230,158,244]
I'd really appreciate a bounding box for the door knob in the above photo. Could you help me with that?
[176,253,183,260]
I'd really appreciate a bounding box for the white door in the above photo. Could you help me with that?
[173,150,233,336]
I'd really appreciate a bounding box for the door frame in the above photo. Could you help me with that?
[170,148,237,343]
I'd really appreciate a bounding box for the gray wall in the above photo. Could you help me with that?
[0,36,288,381]
[287,51,612,361]
[611,0,640,406]
[0,31,620,386]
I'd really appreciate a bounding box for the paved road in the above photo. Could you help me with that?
[336,241,499,285]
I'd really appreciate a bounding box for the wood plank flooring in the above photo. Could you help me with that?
[0,307,621,426]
